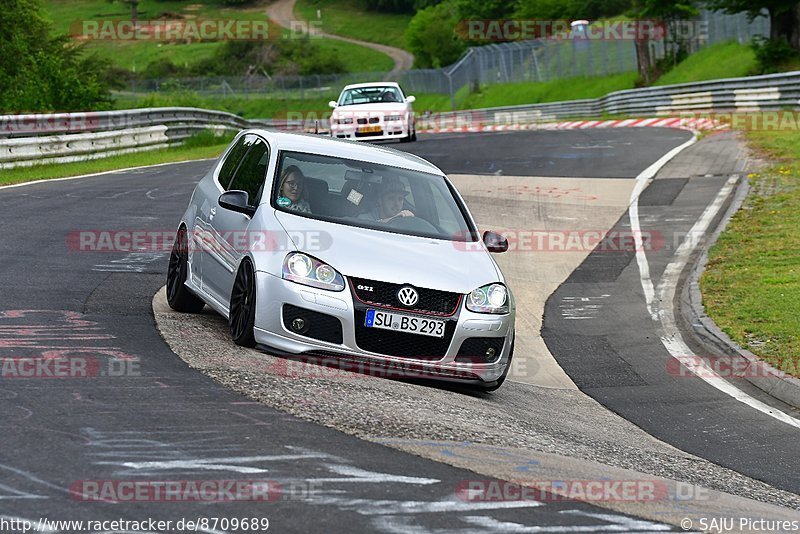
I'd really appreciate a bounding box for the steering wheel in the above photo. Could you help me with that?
[386,215,439,234]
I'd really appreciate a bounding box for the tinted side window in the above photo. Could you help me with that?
[228,138,269,207]
[217,135,252,189]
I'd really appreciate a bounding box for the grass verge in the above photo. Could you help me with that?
[700,129,800,377]
[294,0,411,49]
[42,0,393,73]
[0,142,229,187]
[459,73,638,109]
[654,41,758,86]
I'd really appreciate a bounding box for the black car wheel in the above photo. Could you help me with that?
[166,227,205,313]
[229,259,257,347]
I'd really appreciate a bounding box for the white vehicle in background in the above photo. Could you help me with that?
[329,82,417,143]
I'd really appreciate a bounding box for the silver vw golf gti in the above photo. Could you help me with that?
[167,130,515,390]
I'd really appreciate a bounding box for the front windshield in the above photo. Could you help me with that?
[338,86,403,106]
[271,151,477,242]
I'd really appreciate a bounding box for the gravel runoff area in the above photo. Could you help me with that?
[154,291,800,512]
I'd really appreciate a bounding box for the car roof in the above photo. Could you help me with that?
[341,82,401,90]
[246,130,440,175]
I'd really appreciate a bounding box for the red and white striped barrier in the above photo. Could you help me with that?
[419,116,724,134]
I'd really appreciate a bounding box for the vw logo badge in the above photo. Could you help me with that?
[397,286,419,307]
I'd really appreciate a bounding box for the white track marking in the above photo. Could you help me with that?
[308,495,544,514]
[0,158,215,191]
[653,176,800,429]
[98,453,330,474]
[462,515,668,532]
[628,135,697,318]
[308,465,439,485]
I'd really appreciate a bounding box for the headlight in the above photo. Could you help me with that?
[386,114,403,121]
[335,117,353,125]
[466,283,509,314]
[282,252,345,291]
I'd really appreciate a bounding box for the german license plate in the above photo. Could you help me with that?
[365,309,445,338]
[358,125,381,133]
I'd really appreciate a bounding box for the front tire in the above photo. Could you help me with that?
[166,227,205,313]
[229,259,257,347]
[400,121,416,143]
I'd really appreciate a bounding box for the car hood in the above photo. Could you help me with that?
[275,211,501,294]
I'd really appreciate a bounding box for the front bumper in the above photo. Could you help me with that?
[253,271,514,383]
[330,120,410,141]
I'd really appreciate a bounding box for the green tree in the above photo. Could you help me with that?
[705,0,800,49]
[363,0,416,12]
[0,0,112,111]
[630,0,698,83]
[406,1,467,67]
[453,0,514,19]
[515,0,632,21]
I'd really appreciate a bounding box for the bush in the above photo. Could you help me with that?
[751,35,799,74]
[0,0,113,112]
[138,39,348,79]
[406,1,466,68]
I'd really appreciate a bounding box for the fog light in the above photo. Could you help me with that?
[291,318,306,332]
[485,347,496,359]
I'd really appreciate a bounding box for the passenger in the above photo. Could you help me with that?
[276,165,312,214]
[359,180,414,223]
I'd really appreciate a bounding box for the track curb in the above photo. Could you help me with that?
[417,116,722,134]
[679,171,800,410]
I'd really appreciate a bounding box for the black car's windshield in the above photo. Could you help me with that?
[271,151,477,242]
[338,86,403,106]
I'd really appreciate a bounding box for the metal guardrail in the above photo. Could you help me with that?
[2,70,800,168]
[414,70,800,128]
[0,107,268,169]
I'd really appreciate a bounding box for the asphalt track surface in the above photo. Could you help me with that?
[541,136,800,494]
[0,127,773,531]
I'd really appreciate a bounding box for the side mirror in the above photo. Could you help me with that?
[328,100,338,109]
[483,230,508,253]
[405,95,416,104]
[219,190,256,217]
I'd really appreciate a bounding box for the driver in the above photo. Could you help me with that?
[359,180,414,223]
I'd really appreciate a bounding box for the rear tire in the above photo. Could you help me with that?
[166,227,205,313]
[229,259,257,348]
